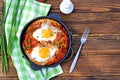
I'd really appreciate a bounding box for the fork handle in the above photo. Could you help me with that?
[69,44,83,73]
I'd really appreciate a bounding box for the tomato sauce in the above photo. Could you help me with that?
[22,19,69,65]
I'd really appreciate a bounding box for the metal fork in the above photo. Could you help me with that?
[69,28,90,73]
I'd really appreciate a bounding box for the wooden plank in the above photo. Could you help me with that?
[46,0,120,13]
[59,12,120,34]
[72,34,120,55]
[0,55,120,79]
[0,33,120,78]
[0,78,18,80]
[0,0,120,80]
[51,76,120,80]
[2,76,120,80]
[60,55,120,77]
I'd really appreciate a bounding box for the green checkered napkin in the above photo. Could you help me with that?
[4,0,63,80]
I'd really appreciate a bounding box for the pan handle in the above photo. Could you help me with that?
[48,13,61,21]
[69,32,73,43]
[30,62,42,70]
[63,47,73,62]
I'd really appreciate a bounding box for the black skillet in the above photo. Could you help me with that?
[20,13,73,70]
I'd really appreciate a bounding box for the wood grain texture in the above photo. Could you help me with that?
[0,0,120,80]
[46,0,120,13]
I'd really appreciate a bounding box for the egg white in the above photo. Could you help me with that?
[33,23,60,41]
[31,46,57,62]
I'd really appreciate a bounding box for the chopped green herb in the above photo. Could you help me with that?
[54,51,57,54]
[37,36,39,38]
[30,35,33,38]
[26,30,29,32]
[32,27,35,30]
[62,38,65,43]
[27,45,31,49]
[56,42,60,47]
[62,46,64,48]
[51,34,53,36]
[26,40,30,43]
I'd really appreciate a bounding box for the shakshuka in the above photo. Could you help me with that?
[22,19,69,66]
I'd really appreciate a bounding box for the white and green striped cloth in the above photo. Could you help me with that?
[4,0,63,80]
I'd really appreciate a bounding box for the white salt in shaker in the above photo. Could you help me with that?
[60,0,74,14]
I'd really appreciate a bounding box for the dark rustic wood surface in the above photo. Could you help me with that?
[0,0,120,80]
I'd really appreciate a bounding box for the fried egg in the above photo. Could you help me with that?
[31,46,58,62]
[33,23,60,41]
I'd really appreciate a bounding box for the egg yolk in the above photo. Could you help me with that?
[39,47,50,58]
[42,28,54,38]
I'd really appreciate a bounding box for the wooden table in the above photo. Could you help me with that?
[0,0,120,80]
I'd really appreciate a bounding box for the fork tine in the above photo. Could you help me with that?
[82,28,90,39]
